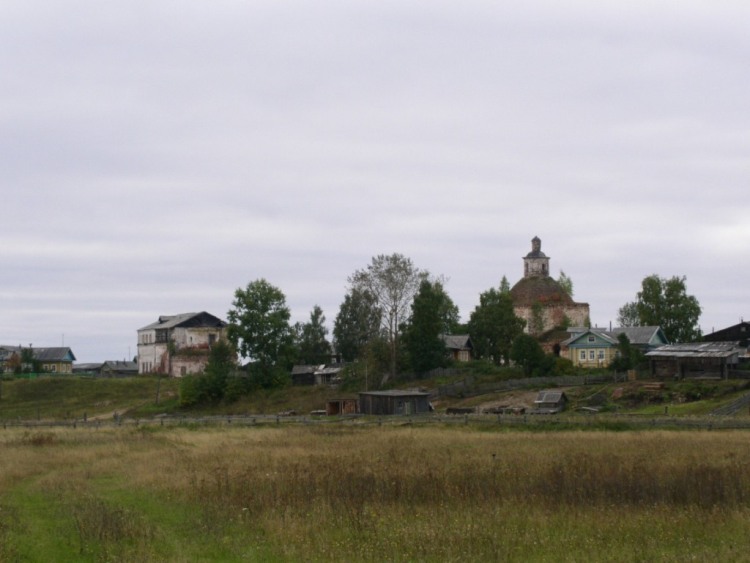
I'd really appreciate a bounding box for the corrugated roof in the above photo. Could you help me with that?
[646,342,740,359]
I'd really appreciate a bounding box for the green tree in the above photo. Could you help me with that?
[468,287,526,366]
[404,280,459,375]
[348,254,429,381]
[333,288,382,362]
[227,279,294,371]
[529,302,545,336]
[557,270,574,297]
[203,339,236,398]
[294,305,332,365]
[617,302,640,327]
[620,275,702,343]
[510,333,546,376]
[178,339,237,406]
[499,275,511,293]
[609,333,644,373]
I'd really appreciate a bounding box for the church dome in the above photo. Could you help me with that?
[509,276,574,307]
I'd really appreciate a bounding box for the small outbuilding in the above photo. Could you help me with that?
[442,334,473,362]
[646,342,740,379]
[358,390,432,416]
[530,390,568,414]
[326,398,359,416]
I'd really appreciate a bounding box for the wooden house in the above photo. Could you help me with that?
[358,390,432,415]
[291,365,317,385]
[73,360,138,376]
[703,322,750,362]
[703,321,750,347]
[442,334,473,362]
[0,346,77,374]
[292,365,343,386]
[562,326,668,367]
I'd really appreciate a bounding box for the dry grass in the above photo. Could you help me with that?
[2,426,750,561]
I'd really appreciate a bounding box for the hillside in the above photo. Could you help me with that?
[1,373,750,421]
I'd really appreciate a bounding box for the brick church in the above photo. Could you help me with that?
[510,237,590,337]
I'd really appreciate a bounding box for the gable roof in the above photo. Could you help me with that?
[534,390,567,404]
[139,312,227,331]
[609,326,669,346]
[442,334,472,350]
[562,326,667,348]
[703,321,750,344]
[0,346,76,362]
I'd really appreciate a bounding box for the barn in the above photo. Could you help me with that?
[358,390,432,416]
[646,342,740,380]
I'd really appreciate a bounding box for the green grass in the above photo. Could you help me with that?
[0,376,180,420]
[3,426,750,561]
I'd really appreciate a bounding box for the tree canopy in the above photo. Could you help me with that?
[333,288,382,363]
[404,279,459,375]
[468,286,525,366]
[510,333,546,376]
[348,253,429,380]
[557,270,573,297]
[226,279,294,370]
[618,274,702,343]
[294,305,332,365]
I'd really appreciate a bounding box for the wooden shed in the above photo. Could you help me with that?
[530,390,568,414]
[326,398,359,416]
[358,390,432,416]
[645,342,740,379]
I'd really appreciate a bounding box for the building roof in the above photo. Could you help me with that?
[510,276,575,307]
[138,311,227,331]
[359,390,430,397]
[442,334,472,350]
[646,342,740,359]
[561,326,667,348]
[0,346,77,362]
[102,360,138,371]
[703,321,750,343]
[534,390,567,404]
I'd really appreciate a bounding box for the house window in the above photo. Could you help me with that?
[588,336,596,343]
[589,350,595,360]
[598,350,605,360]
[580,351,586,361]
[209,334,217,346]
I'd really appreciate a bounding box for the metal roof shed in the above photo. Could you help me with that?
[359,390,432,416]
[645,342,740,379]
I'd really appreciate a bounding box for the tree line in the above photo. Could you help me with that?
[180,253,703,405]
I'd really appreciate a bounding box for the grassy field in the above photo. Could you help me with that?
[2,425,750,561]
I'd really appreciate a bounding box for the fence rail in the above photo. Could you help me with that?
[4,410,750,432]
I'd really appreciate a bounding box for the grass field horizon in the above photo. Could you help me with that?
[2,424,750,561]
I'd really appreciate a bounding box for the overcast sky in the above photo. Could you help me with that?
[1,1,748,362]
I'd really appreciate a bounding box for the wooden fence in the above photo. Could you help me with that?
[4,410,750,432]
